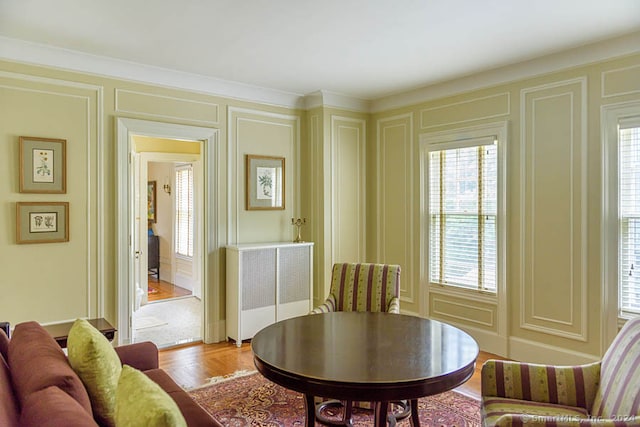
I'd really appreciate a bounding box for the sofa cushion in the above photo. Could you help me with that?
[0,328,9,361]
[68,319,122,427]
[0,356,19,427]
[144,369,221,426]
[20,386,99,427]
[115,365,187,427]
[8,321,92,415]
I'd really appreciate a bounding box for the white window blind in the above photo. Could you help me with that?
[429,141,497,292]
[175,165,193,258]
[619,120,640,316]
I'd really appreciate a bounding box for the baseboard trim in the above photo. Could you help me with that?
[508,336,600,365]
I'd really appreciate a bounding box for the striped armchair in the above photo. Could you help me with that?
[311,262,401,423]
[481,317,640,426]
[311,262,401,314]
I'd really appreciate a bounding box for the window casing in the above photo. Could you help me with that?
[428,140,498,292]
[619,119,640,317]
[175,165,193,258]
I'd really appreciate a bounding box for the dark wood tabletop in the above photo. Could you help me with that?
[251,312,479,426]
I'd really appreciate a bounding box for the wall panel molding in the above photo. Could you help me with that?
[376,113,415,303]
[519,77,588,342]
[227,107,300,244]
[431,297,495,328]
[309,113,324,302]
[601,64,640,98]
[0,71,103,318]
[419,92,510,130]
[330,115,366,264]
[115,89,220,125]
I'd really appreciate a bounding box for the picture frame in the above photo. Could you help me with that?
[19,136,67,193]
[147,180,157,224]
[246,154,285,210]
[16,202,69,244]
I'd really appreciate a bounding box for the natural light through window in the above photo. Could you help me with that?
[429,141,497,292]
[620,121,640,316]
[175,165,193,258]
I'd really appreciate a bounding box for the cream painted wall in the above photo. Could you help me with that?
[148,162,174,284]
[306,107,369,303]
[1,47,639,362]
[0,73,99,324]
[228,107,301,245]
[0,61,303,343]
[371,52,640,364]
[136,136,201,154]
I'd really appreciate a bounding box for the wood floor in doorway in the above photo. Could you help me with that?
[148,277,192,302]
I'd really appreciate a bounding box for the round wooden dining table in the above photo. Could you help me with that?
[251,311,479,426]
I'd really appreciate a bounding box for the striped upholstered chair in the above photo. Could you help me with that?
[481,317,640,426]
[311,262,401,314]
[311,262,401,423]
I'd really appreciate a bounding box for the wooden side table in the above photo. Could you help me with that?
[42,318,116,348]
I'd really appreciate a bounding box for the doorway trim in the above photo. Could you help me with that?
[116,118,219,344]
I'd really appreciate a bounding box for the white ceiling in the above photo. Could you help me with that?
[1,0,639,101]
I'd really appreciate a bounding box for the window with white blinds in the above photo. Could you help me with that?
[175,165,193,258]
[619,119,640,316]
[429,140,497,292]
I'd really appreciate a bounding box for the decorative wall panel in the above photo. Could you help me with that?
[0,71,102,321]
[430,295,496,329]
[116,89,219,124]
[331,116,366,263]
[377,114,414,302]
[601,64,640,98]
[520,78,587,341]
[420,92,510,129]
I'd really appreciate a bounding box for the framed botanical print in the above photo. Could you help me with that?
[246,154,285,210]
[16,202,69,244]
[19,136,67,193]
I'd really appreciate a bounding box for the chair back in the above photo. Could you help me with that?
[329,263,400,312]
[590,317,640,417]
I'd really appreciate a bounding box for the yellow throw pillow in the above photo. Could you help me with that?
[67,318,122,427]
[115,365,187,427]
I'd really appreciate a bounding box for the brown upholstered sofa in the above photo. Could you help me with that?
[0,321,222,426]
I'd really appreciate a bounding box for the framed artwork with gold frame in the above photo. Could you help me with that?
[246,154,285,210]
[147,180,157,224]
[16,202,69,244]
[19,136,67,193]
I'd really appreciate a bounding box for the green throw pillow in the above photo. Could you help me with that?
[67,318,122,427]
[115,365,187,427]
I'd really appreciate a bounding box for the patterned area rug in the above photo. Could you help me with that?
[189,372,480,426]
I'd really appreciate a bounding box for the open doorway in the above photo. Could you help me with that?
[116,118,219,347]
[132,144,203,348]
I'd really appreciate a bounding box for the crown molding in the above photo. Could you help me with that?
[2,31,639,114]
[371,31,640,113]
[0,36,307,109]
[303,90,371,112]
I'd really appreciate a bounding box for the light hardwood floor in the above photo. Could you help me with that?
[159,340,507,399]
[147,277,192,302]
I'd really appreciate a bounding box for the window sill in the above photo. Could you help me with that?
[428,283,498,304]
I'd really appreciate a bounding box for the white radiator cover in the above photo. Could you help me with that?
[226,242,314,346]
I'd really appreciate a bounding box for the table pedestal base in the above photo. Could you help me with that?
[311,397,418,427]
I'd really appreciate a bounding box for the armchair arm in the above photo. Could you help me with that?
[493,414,640,426]
[482,360,601,410]
[114,341,159,371]
[387,297,400,314]
[310,294,337,314]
